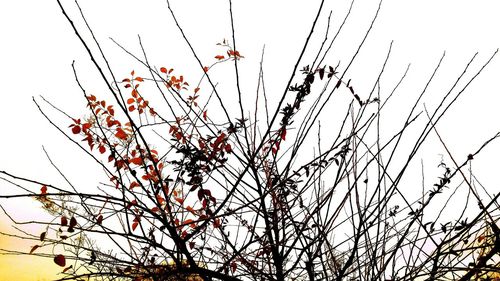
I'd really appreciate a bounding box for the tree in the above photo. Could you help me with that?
[1,0,500,280]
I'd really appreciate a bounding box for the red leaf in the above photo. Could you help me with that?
[99,145,106,154]
[215,55,225,60]
[175,197,184,205]
[122,78,131,82]
[69,217,77,228]
[127,200,138,209]
[72,126,81,134]
[128,105,136,112]
[131,70,135,76]
[41,185,47,195]
[30,245,39,254]
[96,215,103,225]
[129,157,143,165]
[194,87,200,94]
[160,67,167,73]
[115,128,128,140]
[132,221,139,231]
[224,144,232,153]
[280,128,287,141]
[203,110,207,121]
[203,66,209,73]
[213,218,221,228]
[61,216,68,226]
[231,261,237,273]
[54,254,66,267]
[151,207,160,213]
[129,181,140,189]
[189,241,195,249]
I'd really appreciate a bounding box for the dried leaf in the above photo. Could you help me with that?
[72,126,81,134]
[96,215,103,225]
[62,265,73,273]
[30,245,40,254]
[69,217,77,228]
[54,254,66,267]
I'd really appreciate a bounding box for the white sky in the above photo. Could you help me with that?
[1,0,500,279]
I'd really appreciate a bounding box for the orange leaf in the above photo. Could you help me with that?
[134,77,144,82]
[54,254,66,267]
[131,70,135,76]
[129,157,143,165]
[115,128,128,140]
[160,67,167,73]
[127,98,135,104]
[183,219,196,229]
[129,181,140,189]
[478,235,485,243]
[131,89,138,98]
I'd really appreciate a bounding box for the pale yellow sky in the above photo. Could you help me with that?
[0,222,60,280]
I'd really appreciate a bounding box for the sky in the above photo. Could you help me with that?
[1,0,500,280]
